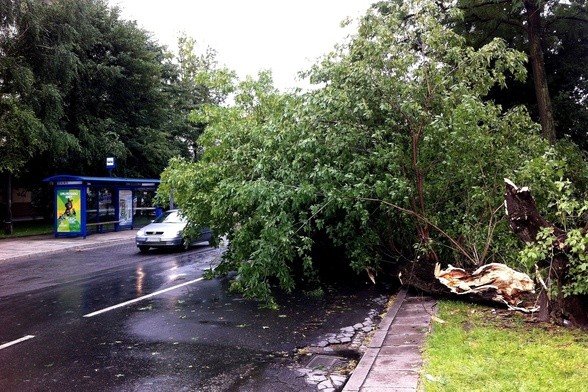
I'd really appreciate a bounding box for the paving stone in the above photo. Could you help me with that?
[401,305,432,315]
[404,296,435,303]
[362,369,419,389]
[388,323,430,335]
[372,354,423,370]
[378,345,422,358]
[361,387,418,391]
[392,315,431,325]
[382,332,426,346]
[308,373,327,384]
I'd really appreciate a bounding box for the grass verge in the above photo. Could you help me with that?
[0,220,53,239]
[421,300,588,392]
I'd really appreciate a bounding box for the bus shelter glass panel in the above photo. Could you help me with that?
[86,187,98,224]
[86,187,116,234]
[98,188,116,222]
[133,190,156,226]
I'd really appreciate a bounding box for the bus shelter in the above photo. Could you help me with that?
[43,175,160,238]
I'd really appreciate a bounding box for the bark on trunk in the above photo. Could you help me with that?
[504,178,565,243]
[524,0,557,143]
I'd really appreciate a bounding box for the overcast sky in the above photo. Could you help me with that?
[107,0,375,90]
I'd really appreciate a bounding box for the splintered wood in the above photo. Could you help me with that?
[434,263,538,312]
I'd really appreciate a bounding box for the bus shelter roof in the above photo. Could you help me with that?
[43,174,160,188]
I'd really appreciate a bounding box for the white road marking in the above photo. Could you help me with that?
[83,277,205,318]
[0,335,35,350]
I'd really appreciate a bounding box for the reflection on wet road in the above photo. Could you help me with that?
[0,242,390,391]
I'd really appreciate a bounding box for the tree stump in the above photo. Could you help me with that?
[504,178,587,327]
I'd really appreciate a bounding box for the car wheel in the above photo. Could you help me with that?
[138,246,150,253]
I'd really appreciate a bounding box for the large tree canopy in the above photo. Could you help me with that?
[22,0,172,178]
[158,0,588,307]
[0,0,226,226]
[0,0,68,176]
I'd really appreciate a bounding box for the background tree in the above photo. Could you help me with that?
[161,34,234,161]
[454,0,588,147]
[0,0,73,231]
[0,0,45,177]
[22,0,171,178]
[1,0,226,223]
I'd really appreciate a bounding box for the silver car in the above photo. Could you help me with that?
[135,209,212,253]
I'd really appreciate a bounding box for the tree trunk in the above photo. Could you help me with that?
[503,178,565,243]
[524,0,557,143]
[4,173,13,235]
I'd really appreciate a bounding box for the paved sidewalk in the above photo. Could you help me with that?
[0,230,137,261]
[343,288,437,392]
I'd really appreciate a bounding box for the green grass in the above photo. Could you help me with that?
[0,220,54,239]
[421,300,588,392]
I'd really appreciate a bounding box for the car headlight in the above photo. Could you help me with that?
[137,229,145,236]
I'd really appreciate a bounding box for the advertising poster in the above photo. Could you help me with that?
[118,190,133,226]
[56,189,81,233]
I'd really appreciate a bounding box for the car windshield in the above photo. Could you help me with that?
[153,210,186,224]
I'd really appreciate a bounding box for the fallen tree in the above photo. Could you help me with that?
[157,0,588,322]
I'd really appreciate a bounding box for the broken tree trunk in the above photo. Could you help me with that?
[504,178,588,327]
[434,263,537,312]
[389,179,587,325]
[392,197,538,311]
[503,178,566,244]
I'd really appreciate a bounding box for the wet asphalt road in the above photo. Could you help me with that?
[0,241,389,391]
